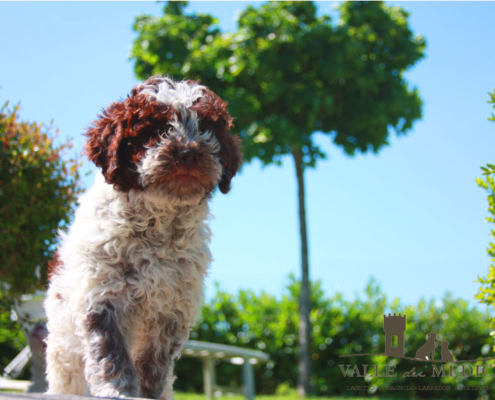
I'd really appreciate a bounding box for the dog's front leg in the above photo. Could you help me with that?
[134,319,188,400]
[84,301,139,398]
[134,343,174,399]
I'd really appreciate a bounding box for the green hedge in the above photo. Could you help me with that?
[174,276,494,399]
[0,292,26,374]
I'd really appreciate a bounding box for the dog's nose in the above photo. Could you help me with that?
[177,149,200,167]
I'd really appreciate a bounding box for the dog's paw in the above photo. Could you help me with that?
[91,384,138,399]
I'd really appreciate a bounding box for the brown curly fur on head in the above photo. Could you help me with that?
[191,86,242,194]
[84,95,173,192]
[84,77,242,195]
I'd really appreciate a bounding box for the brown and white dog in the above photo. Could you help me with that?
[44,76,242,399]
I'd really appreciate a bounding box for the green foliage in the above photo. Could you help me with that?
[0,102,83,297]
[476,90,495,335]
[174,393,391,400]
[174,393,399,400]
[0,291,25,372]
[488,90,495,122]
[131,1,425,167]
[475,165,495,315]
[174,276,493,398]
[0,102,82,372]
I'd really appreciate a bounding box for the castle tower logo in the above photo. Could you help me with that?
[383,313,406,358]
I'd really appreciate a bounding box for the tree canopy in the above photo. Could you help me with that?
[131,1,425,167]
[0,102,83,297]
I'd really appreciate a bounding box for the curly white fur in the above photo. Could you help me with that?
[140,77,206,110]
[43,77,235,400]
[45,174,212,398]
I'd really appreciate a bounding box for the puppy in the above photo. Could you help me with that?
[44,76,242,399]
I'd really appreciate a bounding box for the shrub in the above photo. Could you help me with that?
[0,101,82,371]
[175,276,493,399]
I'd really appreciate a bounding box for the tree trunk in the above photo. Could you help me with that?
[292,148,312,397]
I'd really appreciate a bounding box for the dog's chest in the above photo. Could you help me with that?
[122,213,210,320]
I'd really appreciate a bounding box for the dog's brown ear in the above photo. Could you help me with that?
[217,129,242,194]
[192,87,243,194]
[84,99,140,191]
[84,90,171,191]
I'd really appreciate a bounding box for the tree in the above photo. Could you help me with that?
[0,102,83,298]
[476,90,495,333]
[131,1,425,395]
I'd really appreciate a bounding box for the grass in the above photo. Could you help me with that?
[0,389,410,399]
[174,393,410,400]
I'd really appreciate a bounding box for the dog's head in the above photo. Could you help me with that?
[84,76,242,205]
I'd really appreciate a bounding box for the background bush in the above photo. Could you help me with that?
[0,102,82,372]
[0,102,82,296]
[175,275,493,399]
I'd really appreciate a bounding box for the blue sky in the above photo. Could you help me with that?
[1,2,494,309]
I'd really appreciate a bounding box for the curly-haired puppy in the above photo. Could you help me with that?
[44,76,242,399]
